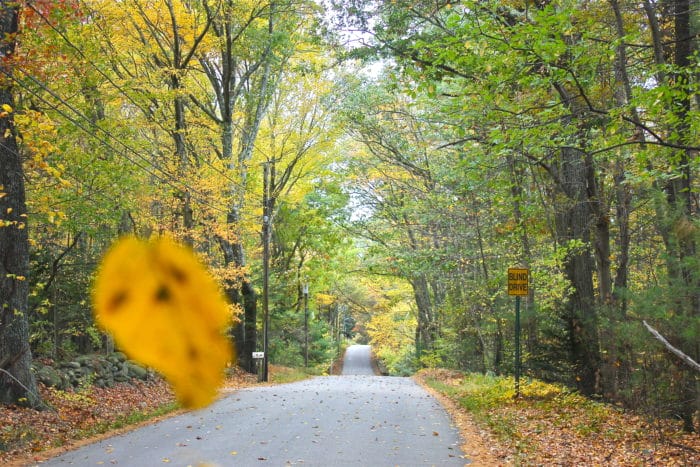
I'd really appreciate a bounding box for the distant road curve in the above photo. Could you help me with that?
[341,344,377,375]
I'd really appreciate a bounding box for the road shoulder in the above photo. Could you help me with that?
[413,369,507,466]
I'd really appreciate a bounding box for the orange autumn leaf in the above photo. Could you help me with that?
[92,236,233,409]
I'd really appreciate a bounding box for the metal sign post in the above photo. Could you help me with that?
[252,352,265,382]
[508,267,529,398]
[514,295,521,398]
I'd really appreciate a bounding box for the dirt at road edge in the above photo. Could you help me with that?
[413,370,508,467]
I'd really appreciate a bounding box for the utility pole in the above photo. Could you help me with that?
[262,162,271,382]
[303,283,309,367]
[336,304,344,356]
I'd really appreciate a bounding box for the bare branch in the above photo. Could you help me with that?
[643,320,700,373]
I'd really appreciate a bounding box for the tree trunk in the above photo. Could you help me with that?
[590,162,612,305]
[217,231,257,373]
[0,0,42,409]
[171,59,193,245]
[411,274,435,358]
[604,0,637,398]
[612,157,631,312]
[202,4,275,372]
[553,145,602,396]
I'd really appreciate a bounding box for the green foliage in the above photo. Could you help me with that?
[28,236,103,359]
[426,372,612,442]
[335,0,699,429]
[269,367,315,384]
[377,346,417,376]
[4,0,698,433]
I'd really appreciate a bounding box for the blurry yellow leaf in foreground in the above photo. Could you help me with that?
[93,236,233,409]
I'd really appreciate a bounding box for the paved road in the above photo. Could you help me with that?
[341,344,376,375]
[39,345,467,466]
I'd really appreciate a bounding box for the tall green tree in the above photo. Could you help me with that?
[0,0,42,408]
[192,0,323,371]
[333,0,698,427]
[641,0,699,432]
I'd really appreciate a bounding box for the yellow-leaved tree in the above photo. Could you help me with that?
[365,281,417,376]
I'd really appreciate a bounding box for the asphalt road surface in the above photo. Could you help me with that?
[39,345,467,466]
[340,344,376,375]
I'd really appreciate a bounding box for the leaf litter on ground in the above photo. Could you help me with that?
[415,369,699,466]
[0,366,260,467]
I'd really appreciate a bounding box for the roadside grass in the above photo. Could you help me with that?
[75,401,180,440]
[417,369,699,465]
[268,364,318,384]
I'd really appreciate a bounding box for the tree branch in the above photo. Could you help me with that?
[643,320,700,373]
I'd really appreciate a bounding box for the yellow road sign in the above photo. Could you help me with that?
[508,268,529,296]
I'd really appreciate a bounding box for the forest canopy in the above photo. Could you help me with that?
[0,0,697,432]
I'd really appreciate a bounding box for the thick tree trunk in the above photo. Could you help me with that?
[548,42,603,393]
[0,1,42,409]
[590,180,612,304]
[554,145,602,396]
[240,279,257,373]
[172,72,194,244]
[199,3,277,373]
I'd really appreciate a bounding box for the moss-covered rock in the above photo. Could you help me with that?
[126,362,149,380]
[35,365,64,389]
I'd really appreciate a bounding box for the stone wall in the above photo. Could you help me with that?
[33,353,152,390]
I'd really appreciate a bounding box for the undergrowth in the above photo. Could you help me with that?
[419,369,699,465]
[268,365,316,384]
